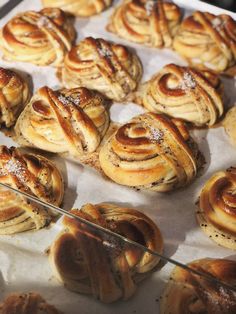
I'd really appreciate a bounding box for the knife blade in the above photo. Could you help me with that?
[0,0,23,19]
[0,181,235,293]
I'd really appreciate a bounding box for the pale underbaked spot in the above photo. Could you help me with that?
[196,207,236,250]
[223,106,236,147]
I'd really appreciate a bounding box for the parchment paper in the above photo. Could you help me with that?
[0,1,236,313]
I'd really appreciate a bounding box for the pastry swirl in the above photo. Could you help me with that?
[0,146,64,234]
[0,8,76,66]
[107,0,181,48]
[49,203,163,303]
[42,0,112,17]
[173,11,236,74]
[197,167,236,250]
[15,86,109,158]
[136,64,224,126]
[0,292,62,314]
[160,258,236,314]
[60,37,142,101]
[0,68,30,127]
[99,112,202,192]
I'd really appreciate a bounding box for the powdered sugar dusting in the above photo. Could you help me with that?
[149,127,164,143]
[145,0,156,16]
[97,46,113,58]
[37,15,53,29]
[4,159,26,183]
[58,94,81,106]
[180,72,196,90]
[212,17,226,31]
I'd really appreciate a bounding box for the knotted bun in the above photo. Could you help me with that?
[99,112,203,192]
[107,0,181,48]
[0,8,76,66]
[49,203,163,303]
[60,37,142,101]
[0,145,64,234]
[197,167,236,250]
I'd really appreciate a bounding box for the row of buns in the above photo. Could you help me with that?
[1,3,236,73]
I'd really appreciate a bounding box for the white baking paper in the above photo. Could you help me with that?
[0,1,236,313]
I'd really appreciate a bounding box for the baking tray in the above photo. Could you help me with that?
[0,0,236,313]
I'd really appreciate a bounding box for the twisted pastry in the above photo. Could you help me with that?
[0,68,30,127]
[99,112,202,192]
[0,145,64,234]
[135,64,224,126]
[42,0,112,17]
[173,11,236,75]
[223,106,236,147]
[197,167,236,250]
[60,37,143,101]
[15,86,109,159]
[0,292,62,314]
[49,202,163,303]
[160,258,236,314]
[107,0,181,48]
[0,8,76,66]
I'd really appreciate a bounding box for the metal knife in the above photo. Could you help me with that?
[0,0,23,19]
[0,181,235,293]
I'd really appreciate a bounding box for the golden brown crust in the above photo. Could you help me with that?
[99,112,202,192]
[42,0,112,17]
[0,8,76,66]
[135,63,224,126]
[107,0,181,48]
[197,167,236,250]
[173,11,236,74]
[49,203,163,303]
[160,258,236,314]
[15,86,110,158]
[0,68,30,127]
[0,145,64,234]
[0,292,62,314]
[60,37,143,101]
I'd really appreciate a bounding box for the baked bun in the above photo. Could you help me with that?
[0,8,76,66]
[160,258,236,314]
[15,86,109,158]
[49,203,163,303]
[173,11,236,75]
[60,37,142,101]
[0,292,62,314]
[107,0,181,48]
[0,68,30,127]
[135,64,224,126]
[223,106,236,147]
[42,0,112,17]
[0,146,64,234]
[99,112,203,192]
[197,167,236,250]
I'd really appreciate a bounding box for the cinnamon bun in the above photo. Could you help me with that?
[99,112,203,192]
[0,68,30,127]
[197,167,236,250]
[60,37,142,101]
[42,0,112,17]
[173,11,236,75]
[0,8,76,66]
[107,0,181,48]
[15,86,109,159]
[135,64,224,126]
[0,145,64,234]
[49,202,163,303]
[0,292,62,314]
[160,258,236,314]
